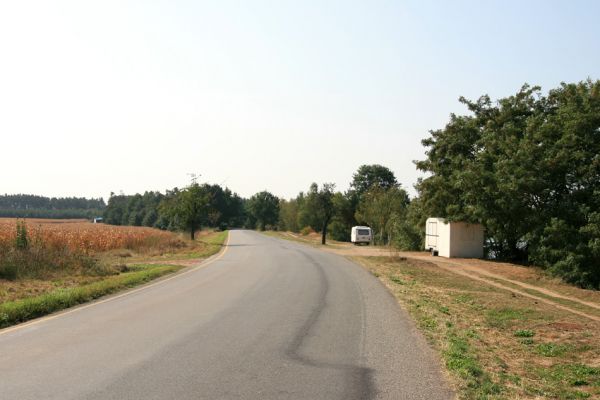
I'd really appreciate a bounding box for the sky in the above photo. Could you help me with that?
[1,0,599,201]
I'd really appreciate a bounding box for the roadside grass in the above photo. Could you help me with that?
[354,256,600,400]
[144,230,228,260]
[262,231,346,249]
[0,264,182,329]
[485,276,600,319]
[0,230,229,329]
[101,230,229,263]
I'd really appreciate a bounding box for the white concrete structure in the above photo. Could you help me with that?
[425,218,484,258]
[351,226,372,244]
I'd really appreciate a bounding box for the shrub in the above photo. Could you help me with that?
[300,226,314,236]
[514,329,535,338]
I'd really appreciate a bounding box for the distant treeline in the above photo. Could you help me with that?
[0,194,105,219]
[103,185,247,233]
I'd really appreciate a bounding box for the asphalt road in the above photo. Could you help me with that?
[0,230,453,400]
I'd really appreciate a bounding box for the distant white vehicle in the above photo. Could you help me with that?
[351,226,372,245]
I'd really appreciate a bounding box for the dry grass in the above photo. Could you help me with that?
[0,219,228,312]
[357,256,600,399]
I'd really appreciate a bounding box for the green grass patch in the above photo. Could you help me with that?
[444,331,503,397]
[0,264,182,329]
[532,364,600,399]
[388,275,405,285]
[535,343,574,357]
[520,338,535,345]
[486,307,534,328]
[514,329,535,338]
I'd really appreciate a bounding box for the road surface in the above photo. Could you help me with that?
[0,230,453,399]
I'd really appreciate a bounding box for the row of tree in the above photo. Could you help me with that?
[100,164,411,246]
[277,165,411,246]
[0,194,105,219]
[103,185,246,238]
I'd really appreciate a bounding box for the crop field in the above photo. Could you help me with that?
[0,218,184,253]
[0,219,228,326]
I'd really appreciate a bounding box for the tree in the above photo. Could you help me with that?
[302,183,336,245]
[278,198,300,232]
[327,192,355,241]
[350,165,398,197]
[393,197,426,250]
[246,191,280,230]
[415,79,600,287]
[159,183,211,240]
[355,186,409,245]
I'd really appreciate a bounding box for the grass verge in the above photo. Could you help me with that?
[354,256,600,400]
[0,264,182,329]
[0,230,229,329]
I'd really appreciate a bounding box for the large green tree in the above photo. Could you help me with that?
[351,164,398,197]
[246,191,280,230]
[416,79,600,287]
[158,183,211,240]
[301,183,336,245]
[355,185,409,245]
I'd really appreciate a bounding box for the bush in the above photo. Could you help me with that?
[328,220,350,241]
[300,226,314,236]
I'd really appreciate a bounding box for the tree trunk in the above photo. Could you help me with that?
[190,222,196,241]
[321,217,330,245]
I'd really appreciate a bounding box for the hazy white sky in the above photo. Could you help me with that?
[1,0,598,200]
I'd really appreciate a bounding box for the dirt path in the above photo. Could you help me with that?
[285,234,600,323]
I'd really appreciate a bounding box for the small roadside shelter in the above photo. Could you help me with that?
[425,217,484,258]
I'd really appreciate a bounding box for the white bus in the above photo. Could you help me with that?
[351,226,372,245]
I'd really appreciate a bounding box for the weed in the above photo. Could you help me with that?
[514,329,535,338]
[535,343,573,357]
[15,220,28,249]
[532,364,600,398]
[486,307,531,328]
[444,331,503,397]
[439,306,451,315]
[389,275,405,285]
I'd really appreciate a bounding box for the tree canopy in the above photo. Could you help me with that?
[246,191,280,231]
[351,164,398,196]
[416,80,600,287]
